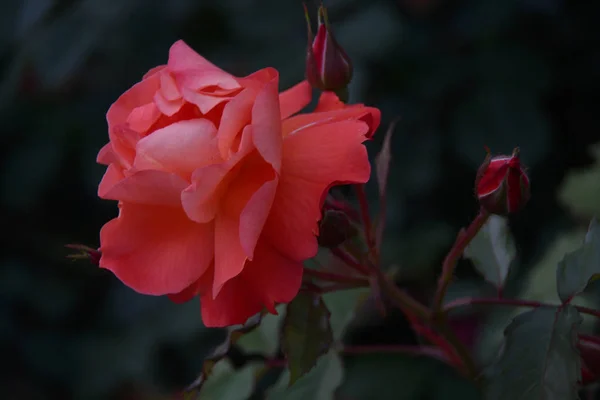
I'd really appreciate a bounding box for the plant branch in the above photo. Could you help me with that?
[443,297,600,319]
[354,184,377,261]
[434,315,479,380]
[325,195,360,222]
[301,281,368,294]
[261,344,452,370]
[432,208,489,313]
[340,344,451,364]
[330,247,370,275]
[372,266,431,321]
[303,268,370,286]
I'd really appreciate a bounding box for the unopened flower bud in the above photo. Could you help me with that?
[475,147,530,215]
[318,210,357,248]
[304,2,353,94]
[66,244,101,265]
[579,335,600,384]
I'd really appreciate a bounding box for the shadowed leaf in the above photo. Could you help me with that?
[237,305,285,357]
[556,218,600,303]
[182,313,263,397]
[323,287,370,340]
[339,354,431,400]
[485,306,582,400]
[282,292,333,385]
[559,144,600,218]
[267,351,343,400]
[182,360,258,400]
[464,215,515,291]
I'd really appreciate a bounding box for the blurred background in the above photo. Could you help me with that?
[1,0,600,399]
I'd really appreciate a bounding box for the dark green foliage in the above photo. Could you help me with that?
[485,306,582,400]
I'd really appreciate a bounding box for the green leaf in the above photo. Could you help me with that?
[323,287,370,340]
[559,143,600,218]
[267,351,343,400]
[193,360,259,400]
[464,215,516,290]
[556,218,600,303]
[338,354,431,400]
[182,313,263,396]
[282,292,333,385]
[485,306,582,400]
[427,365,480,400]
[237,305,285,357]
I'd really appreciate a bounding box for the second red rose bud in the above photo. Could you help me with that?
[475,147,530,215]
[304,2,353,95]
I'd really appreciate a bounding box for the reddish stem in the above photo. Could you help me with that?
[432,209,490,313]
[303,268,370,286]
[408,318,465,369]
[443,297,600,319]
[341,344,451,364]
[266,358,287,368]
[325,196,360,222]
[267,344,452,369]
[580,334,600,347]
[354,184,376,260]
[330,247,370,276]
[301,282,368,294]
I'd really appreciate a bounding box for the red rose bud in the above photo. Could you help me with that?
[475,147,530,215]
[66,244,101,265]
[304,2,353,93]
[318,209,358,248]
[578,335,600,384]
[581,363,596,385]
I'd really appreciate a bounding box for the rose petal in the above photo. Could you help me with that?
[126,102,161,133]
[237,68,277,89]
[180,87,233,115]
[282,95,381,139]
[134,119,220,178]
[107,71,161,132]
[97,143,118,165]
[143,65,166,80]
[213,211,247,298]
[201,240,303,327]
[100,202,213,295]
[239,178,278,259]
[217,88,256,159]
[181,125,254,223]
[264,119,371,260]
[154,90,184,116]
[98,163,125,198]
[159,70,181,101]
[251,73,282,172]
[279,80,313,119]
[168,40,240,91]
[212,157,276,297]
[99,169,188,207]
[314,90,346,112]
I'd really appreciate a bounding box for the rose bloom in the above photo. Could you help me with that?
[97,40,380,327]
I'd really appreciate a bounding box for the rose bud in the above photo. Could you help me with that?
[475,147,530,215]
[578,335,600,384]
[66,244,101,265]
[580,362,596,385]
[318,209,358,248]
[304,2,353,94]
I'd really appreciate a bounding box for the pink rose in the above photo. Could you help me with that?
[97,40,380,327]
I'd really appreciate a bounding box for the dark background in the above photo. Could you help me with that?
[2,0,600,399]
